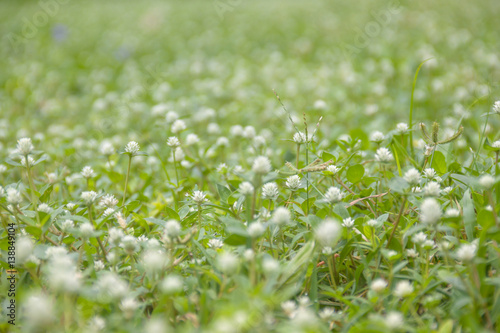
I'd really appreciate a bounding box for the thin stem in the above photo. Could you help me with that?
[386,197,407,248]
[122,155,132,206]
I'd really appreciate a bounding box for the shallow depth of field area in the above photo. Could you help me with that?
[1,0,500,332]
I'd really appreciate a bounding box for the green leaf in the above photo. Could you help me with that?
[346,164,365,184]
[223,233,247,246]
[431,150,447,174]
[216,184,232,204]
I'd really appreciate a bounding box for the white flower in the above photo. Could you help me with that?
[165,111,179,123]
[87,316,106,332]
[216,252,239,274]
[374,147,393,163]
[185,133,199,145]
[141,250,167,273]
[161,275,183,294]
[100,194,118,208]
[120,235,138,254]
[230,125,244,136]
[61,219,74,232]
[252,156,271,174]
[243,126,256,139]
[385,311,404,329]
[262,257,280,274]
[21,156,35,167]
[216,137,229,147]
[412,232,427,244]
[479,174,495,189]
[94,260,105,271]
[16,237,33,264]
[239,182,254,195]
[342,217,354,228]
[420,198,442,224]
[37,203,51,213]
[171,119,186,133]
[262,182,279,200]
[81,191,98,205]
[81,166,95,179]
[445,208,460,217]
[248,222,265,238]
[367,219,378,227]
[167,136,180,147]
[6,188,22,205]
[324,186,344,203]
[422,239,435,250]
[286,175,301,190]
[120,297,139,319]
[423,181,440,197]
[272,207,291,225]
[423,168,436,179]
[108,227,124,245]
[192,190,207,204]
[315,219,341,247]
[370,278,388,293]
[243,249,255,261]
[233,165,245,174]
[406,248,418,258]
[164,220,181,238]
[17,137,34,155]
[404,168,420,185]
[97,272,128,300]
[207,123,220,134]
[370,131,385,143]
[125,141,140,154]
[281,301,297,316]
[457,243,477,262]
[0,164,7,174]
[492,140,500,148]
[293,132,308,143]
[396,122,409,134]
[100,141,115,155]
[492,100,500,114]
[326,165,340,175]
[314,99,327,110]
[394,280,414,297]
[23,293,54,327]
[79,222,94,238]
[208,238,223,249]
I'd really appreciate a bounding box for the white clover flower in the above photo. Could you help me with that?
[420,198,442,224]
[17,137,34,155]
[293,132,308,144]
[404,168,420,185]
[342,217,354,228]
[445,207,460,217]
[370,278,388,293]
[248,222,265,238]
[79,222,94,238]
[208,238,223,249]
[412,232,427,244]
[192,190,207,204]
[167,136,181,147]
[171,119,186,133]
[457,243,477,262]
[164,220,181,238]
[81,166,95,179]
[120,297,139,319]
[370,131,385,143]
[324,186,344,203]
[396,122,409,134]
[239,182,254,195]
[252,156,271,174]
[99,141,115,155]
[165,111,179,123]
[286,175,301,190]
[374,147,393,163]
[315,219,341,247]
[262,182,279,200]
[216,252,239,274]
[100,194,118,208]
[81,191,98,205]
[394,280,414,297]
[326,165,340,175]
[479,174,495,189]
[423,168,436,179]
[423,182,441,197]
[272,207,291,225]
[120,235,138,254]
[492,100,500,114]
[6,188,23,206]
[37,203,51,213]
[262,257,280,274]
[125,141,140,154]
[161,275,183,294]
[23,293,54,327]
[185,133,199,145]
[385,311,404,330]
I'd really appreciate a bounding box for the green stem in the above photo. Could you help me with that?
[122,155,132,206]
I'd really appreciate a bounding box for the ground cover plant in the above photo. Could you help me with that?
[1,0,500,332]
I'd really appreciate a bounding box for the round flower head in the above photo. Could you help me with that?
[185,133,199,145]
[100,194,118,208]
[394,280,413,297]
[272,207,291,225]
[21,156,35,168]
[315,219,341,247]
[23,293,55,328]
[167,136,180,147]
[314,99,327,110]
[374,147,393,163]
[342,217,354,228]
[120,297,139,319]
[423,182,441,197]
[412,232,427,244]
[164,220,181,238]
[81,166,95,179]
[492,100,500,114]
[17,137,34,155]
[492,140,500,149]
[171,119,186,133]
[286,175,301,191]
[404,168,420,185]
[81,191,98,205]
[247,222,265,238]
[456,243,477,262]
[161,275,183,294]
[420,198,442,224]
[191,190,206,204]
[6,188,23,205]
[479,174,495,190]
[208,238,223,249]
[243,126,256,139]
[370,131,385,143]
[293,132,308,144]
[423,168,436,179]
[79,222,94,238]
[252,156,271,174]
[262,182,279,200]
[370,278,388,293]
[165,111,179,123]
[385,312,404,330]
[230,125,244,137]
[216,252,239,275]
[125,141,140,155]
[326,165,340,175]
[396,122,409,134]
[324,186,344,203]
[120,235,138,254]
[100,141,115,155]
[239,182,254,195]
[37,203,51,213]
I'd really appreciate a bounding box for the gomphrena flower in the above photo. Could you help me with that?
[247,222,265,238]
[419,198,442,224]
[272,207,291,225]
[37,203,51,213]
[81,191,98,205]
[456,243,477,262]
[100,194,118,208]
[385,312,404,330]
[370,278,388,293]
[252,156,272,174]
[208,238,223,249]
[286,175,301,191]
[423,182,441,197]
[216,252,239,275]
[396,122,409,134]
[230,125,244,137]
[239,182,254,195]
[79,222,94,238]
[394,280,414,298]
[412,232,427,245]
[81,166,96,179]
[262,182,279,200]
[324,186,344,203]
[161,275,183,294]
[192,190,207,204]
[404,168,421,185]
[341,217,354,228]
[326,165,340,175]
[120,235,138,255]
[17,137,34,155]
[492,100,500,114]
[370,131,385,143]
[479,174,495,190]
[99,141,115,155]
[124,141,140,155]
[23,293,55,328]
[164,220,181,239]
[293,132,308,144]
[6,188,23,205]
[492,140,500,148]
[374,147,393,163]
[315,219,341,247]
[171,119,186,133]
[167,136,181,147]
